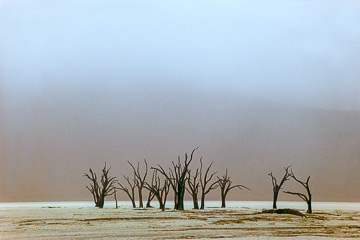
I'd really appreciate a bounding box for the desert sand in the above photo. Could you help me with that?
[1,201,359,239]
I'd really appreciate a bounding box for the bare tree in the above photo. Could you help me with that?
[117,174,137,208]
[186,168,200,209]
[268,166,291,209]
[145,170,156,208]
[152,147,198,210]
[217,169,249,208]
[145,191,155,208]
[199,159,218,209]
[83,163,117,208]
[284,169,312,213]
[128,159,148,208]
[144,171,170,211]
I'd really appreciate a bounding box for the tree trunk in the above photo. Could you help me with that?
[146,192,153,208]
[273,190,279,209]
[114,191,118,209]
[200,194,205,209]
[138,188,143,208]
[160,202,165,211]
[192,193,199,209]
[174,192,178,209]
[177,190,184,210]
[154,194,165,211]
[98,197,105,208]
[307,187,312,213]
[176,184,185,210]
[221,194,226,208]
[131,199,136,208]
[307,199,312,213]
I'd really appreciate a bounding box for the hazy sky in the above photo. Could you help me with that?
[1,0,360,110]
[1,0,360,202]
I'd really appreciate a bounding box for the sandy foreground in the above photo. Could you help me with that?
[0,201,359,239]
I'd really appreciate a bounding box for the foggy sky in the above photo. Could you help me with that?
[1,0,360,202]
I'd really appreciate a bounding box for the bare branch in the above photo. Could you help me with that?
[284,191,308,202]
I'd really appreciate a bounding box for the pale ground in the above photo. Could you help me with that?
[0,201,359,239]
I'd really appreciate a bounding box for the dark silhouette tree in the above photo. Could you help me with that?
[152,147,198,210]
[128,159,148,208]
[217,169,249,208]
[186,168,200,209]
[268,166,291,209]
[145,172,156,208]
[117,174,137,208]
[145,191,155,208]
[284,169,312,213]
[199,159,218,209]
[144,171,170,211]
[83,163,117,208]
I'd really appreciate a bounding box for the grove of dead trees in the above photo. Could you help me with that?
[83,149,314,214]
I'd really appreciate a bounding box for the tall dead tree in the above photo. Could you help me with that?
[152,147,198,210]
[145,171,156,208]
[128,159,148,208]
[284,169,312,213]
[144,171,170,211]
[268,166,291,209]
[83,163,117,208]
[186,168,200,209]
[217,169,249,208]
[117,174,137,208]
[199,159,218,209]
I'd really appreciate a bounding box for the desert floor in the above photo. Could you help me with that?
[1,201,359,239]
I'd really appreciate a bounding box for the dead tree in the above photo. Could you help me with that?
[83,163,117,208]
[128,159,148,208]
[284,169,312,213]
[199,159,218,209]
[186,168,200,209]
[144,171,170,211]
[268,166,291,209]
[145,170,156,207]
[146,191,155,208]
[152,147,198,210]
[217,169,249,208]
[117,174,137,208]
